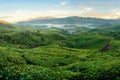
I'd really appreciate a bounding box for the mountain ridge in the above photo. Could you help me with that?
[17,16,120,28]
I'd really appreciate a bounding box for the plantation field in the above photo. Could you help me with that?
[0,45,120,80]
[0,25,120,80]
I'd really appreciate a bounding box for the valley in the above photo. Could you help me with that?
[0,17,120,80]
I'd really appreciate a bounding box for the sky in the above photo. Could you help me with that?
[0,0,120,22]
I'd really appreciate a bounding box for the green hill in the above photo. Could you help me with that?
[0,20,14,30]
[0,23,120,80]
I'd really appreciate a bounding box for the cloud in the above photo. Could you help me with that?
[0,10,40,22]
[71,1,118,9]
[0,16,13,19]
[47,7,93,17]
[1,7,120,23]
[59,1,70,6]
[0,8,94,22]
[79,9,120,19]
[111,9,120,15]
[84,7,93,11]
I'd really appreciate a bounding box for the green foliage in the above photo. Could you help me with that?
[0,25,120,80]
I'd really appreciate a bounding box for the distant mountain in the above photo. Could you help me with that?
[18,16,120,28]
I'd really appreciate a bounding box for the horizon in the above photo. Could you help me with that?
[1,0,120,22]
[13,16,120,23]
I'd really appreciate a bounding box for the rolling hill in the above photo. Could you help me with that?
[0,20,14,29]
[0,20,9,24]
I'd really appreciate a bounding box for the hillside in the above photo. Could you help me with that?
[0,20,9,24]
[0,18,120,80]
[0,20,14,30]
[0,26,120,80]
